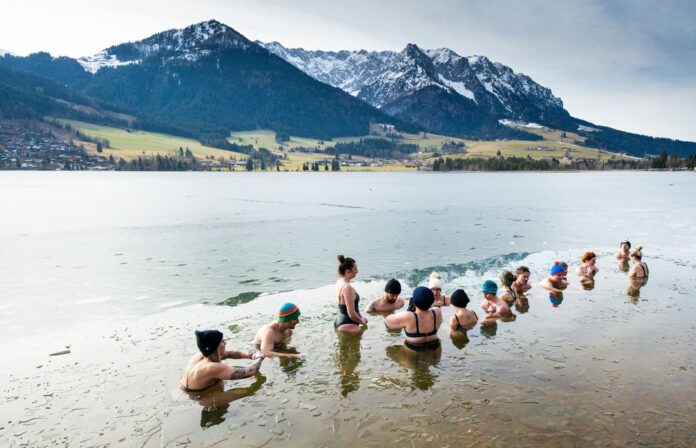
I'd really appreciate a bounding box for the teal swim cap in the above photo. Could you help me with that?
[481,280,498,295]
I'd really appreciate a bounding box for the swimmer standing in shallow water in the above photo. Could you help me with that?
[480,279,510,317]
[252,303,303,358]
[540,261,569,293]
[366,278,405,313]
[335,255,368,336]
[180,330,264,393]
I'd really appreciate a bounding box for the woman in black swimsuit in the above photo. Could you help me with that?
[498,271,518,306]
[179,330,265,394]
[385,286,442,351]
[628,246,649,279]
[449,289,478,333]
[335,255,367,336]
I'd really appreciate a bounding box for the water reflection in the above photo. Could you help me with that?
[549,291,564,308]
[627,277,649,300]
[193,374,267,428]
[581,277,596,290]
[514,296,530,313]
[385,343,441,390]
[450,331,470,349]
[276,344,304,376]
[480,317,498,337]
[334,335,361,397]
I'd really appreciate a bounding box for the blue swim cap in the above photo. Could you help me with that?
[550,262,565,275]
[481,280,498,295]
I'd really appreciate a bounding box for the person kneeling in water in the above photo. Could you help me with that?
[540,261,569,293]
[180,330,264,393]
[385,286,442,350]
[450,289,478,332]
[576,251,599,286]
[480,280,510,317]
[253,303,303,359]
[367,278,405,313]
[428,272,451,307]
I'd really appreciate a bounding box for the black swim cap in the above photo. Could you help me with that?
[385,278,401,295]
[451,289,470,308]
[412,286,435,310]
[195,330,223,357]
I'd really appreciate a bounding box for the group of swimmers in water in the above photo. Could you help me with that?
[180,241,649,393]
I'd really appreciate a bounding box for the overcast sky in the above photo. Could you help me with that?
[2,0,695,141]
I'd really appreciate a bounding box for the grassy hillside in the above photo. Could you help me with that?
[60,119,247,161]
[230,128,632,164]
[52,120,633,170]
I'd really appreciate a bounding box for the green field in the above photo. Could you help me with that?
[60,120,247,161]
[56,120,632,170]
[229,128,630,167]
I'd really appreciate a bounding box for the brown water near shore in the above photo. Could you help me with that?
[2,251,695,447]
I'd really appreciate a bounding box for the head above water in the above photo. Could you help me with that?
[278,302,301,326]
[581,251,597,263]
[499,271,516,287]
[384,278,401,295]
[450,289,470,308]
[428,271,443,291]
[337,255,357,277]
[631,246,643,260]
[412,286,435,310]
[481,279,498,296]
[550,261,565,276]
[620,239,632,250]
[195,329,223,358]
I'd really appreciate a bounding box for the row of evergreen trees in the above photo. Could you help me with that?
[302,159,341,171]
[431,153,696,171]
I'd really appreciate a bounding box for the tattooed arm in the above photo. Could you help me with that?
[212,355,265,381]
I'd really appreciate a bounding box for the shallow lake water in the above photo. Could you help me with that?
[1,172,695,447]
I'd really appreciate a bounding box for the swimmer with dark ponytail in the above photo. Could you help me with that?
[335,255,368,336]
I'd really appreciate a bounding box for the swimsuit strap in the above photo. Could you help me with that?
[454,313,462,330]
[412,311,420,335]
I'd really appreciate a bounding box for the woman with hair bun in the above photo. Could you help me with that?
[498,271,517,306]
[628,246,649,279]
[335,255,368,336]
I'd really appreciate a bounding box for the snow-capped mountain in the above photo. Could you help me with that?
[79,20,253,73]
[261,41,565,124]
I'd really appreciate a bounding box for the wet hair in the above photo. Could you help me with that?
[581,251,597,263]
[337,255,356,276]
[620,240,631,248]
[516,266,530,275]
[499,271,516,287]
[631,246,643,260]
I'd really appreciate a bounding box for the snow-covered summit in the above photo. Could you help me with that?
[261,41,565,120]
[78,20,252,73]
